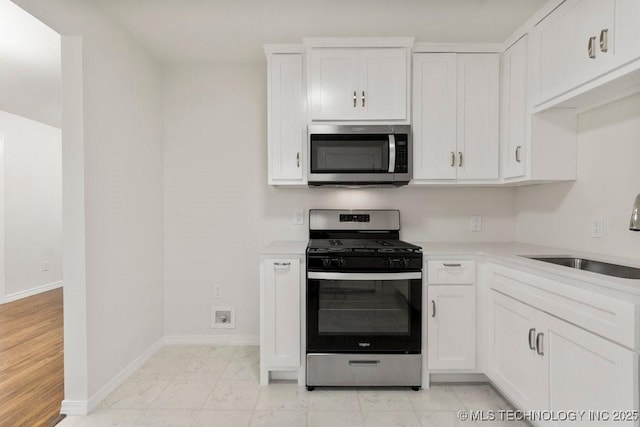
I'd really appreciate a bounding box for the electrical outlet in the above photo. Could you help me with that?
[214,284,223,299]
[211,306,235,329]
[41,261,49,272]
[471,215,482,232]
[591,216,604,238]
[293,209,304,225]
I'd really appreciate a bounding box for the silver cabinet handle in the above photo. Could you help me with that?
[588,36,596,59]
[458,152,463,167]
[353,91,357,108]
[450,151,455,167]
[443,263,462,267]
[431,300,436,318]
[528,328,536,350]
[536,332,544,356]
[296,152,300,168]
[349,360,380,366]
[600,29,608,52]
[362,90,365,108]
[515,146,522,163]
[274,262,291,269]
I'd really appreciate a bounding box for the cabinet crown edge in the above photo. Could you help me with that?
[303,37,415,48]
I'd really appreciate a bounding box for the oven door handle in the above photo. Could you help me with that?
[307,272,421,280]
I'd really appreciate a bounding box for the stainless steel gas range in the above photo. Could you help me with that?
[305,209,423,390]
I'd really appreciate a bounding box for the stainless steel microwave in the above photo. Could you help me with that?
[307,125,412,187]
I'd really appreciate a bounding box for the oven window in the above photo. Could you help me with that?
[310,134,389,173]
[317,280,410,335]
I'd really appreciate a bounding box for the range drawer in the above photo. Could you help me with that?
[427,260,475,284]
[306,353,421,387]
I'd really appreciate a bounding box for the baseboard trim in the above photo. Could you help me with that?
[60,399,88,416]
[2,281,63,304]
[164,334,259,346]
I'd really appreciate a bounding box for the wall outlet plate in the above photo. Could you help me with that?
[471,215,482,232]
[211,306,235,329]
[293,209,304,225]
[591,216,604,238]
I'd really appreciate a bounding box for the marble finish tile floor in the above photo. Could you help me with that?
[58,345,528,427]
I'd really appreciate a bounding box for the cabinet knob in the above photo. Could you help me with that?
[450,151,455,168]
[353,90,357,108]
[515,146,522,163]
[431,300,436,318]
[458,152,463,168]
[362,90,365,108]
[296,152,300,168]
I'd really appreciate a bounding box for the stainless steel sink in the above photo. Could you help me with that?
[522,256,640,280]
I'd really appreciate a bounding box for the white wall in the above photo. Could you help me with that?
[515,93,640,260]
[163,63,517,338]
[13,0,165,408]
[0,111,62,299]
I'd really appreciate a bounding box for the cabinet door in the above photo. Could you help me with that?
[427,285,476,370]
[359,48,408,120]
[456,54,500,180]
[412,54,457,180]
[268,54,305,184]
[263,259,301,368]
[501,36,528,179]
[545,314,639,426]
[308,49,359,120]
[534,0,606,104]
[486,290,547,411]
[611,0,640,67]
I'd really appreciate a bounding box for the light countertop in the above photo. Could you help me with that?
[414,241,640,297]
[261,240,640,298]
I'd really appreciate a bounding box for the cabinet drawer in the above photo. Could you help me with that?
[427,260,475,284]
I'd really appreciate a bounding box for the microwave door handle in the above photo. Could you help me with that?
[388,135,396,173]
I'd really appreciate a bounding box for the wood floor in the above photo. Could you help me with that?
[0,288,64,427]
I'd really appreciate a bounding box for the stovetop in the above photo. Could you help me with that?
[307,239,422,254]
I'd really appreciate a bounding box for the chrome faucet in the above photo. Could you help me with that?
[630,193,640,231]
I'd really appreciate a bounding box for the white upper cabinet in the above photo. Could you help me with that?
[531,0,640,108]
[308,49,360,120]
[500,36,528,179]
[456,54,500,181]
[412,52,499,182]
[308,47,409,121]
[613,0,640,66]
[412,54,457,180]
[266,51,306,185]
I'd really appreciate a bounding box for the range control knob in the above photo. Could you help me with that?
[402,258,410,268]
[322,258,331,269]
[336,258,345,268]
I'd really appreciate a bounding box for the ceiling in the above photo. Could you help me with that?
[0,0,61,128]
[91,0,547,64]
[0,0,546,128]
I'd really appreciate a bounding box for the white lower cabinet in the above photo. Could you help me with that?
[426,260,477,371]
[260,257,303,385]
[486,290,548,411]
[488,289,639,426]
[427,285,476,370]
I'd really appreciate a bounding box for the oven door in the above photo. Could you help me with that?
[306,272,422,353]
